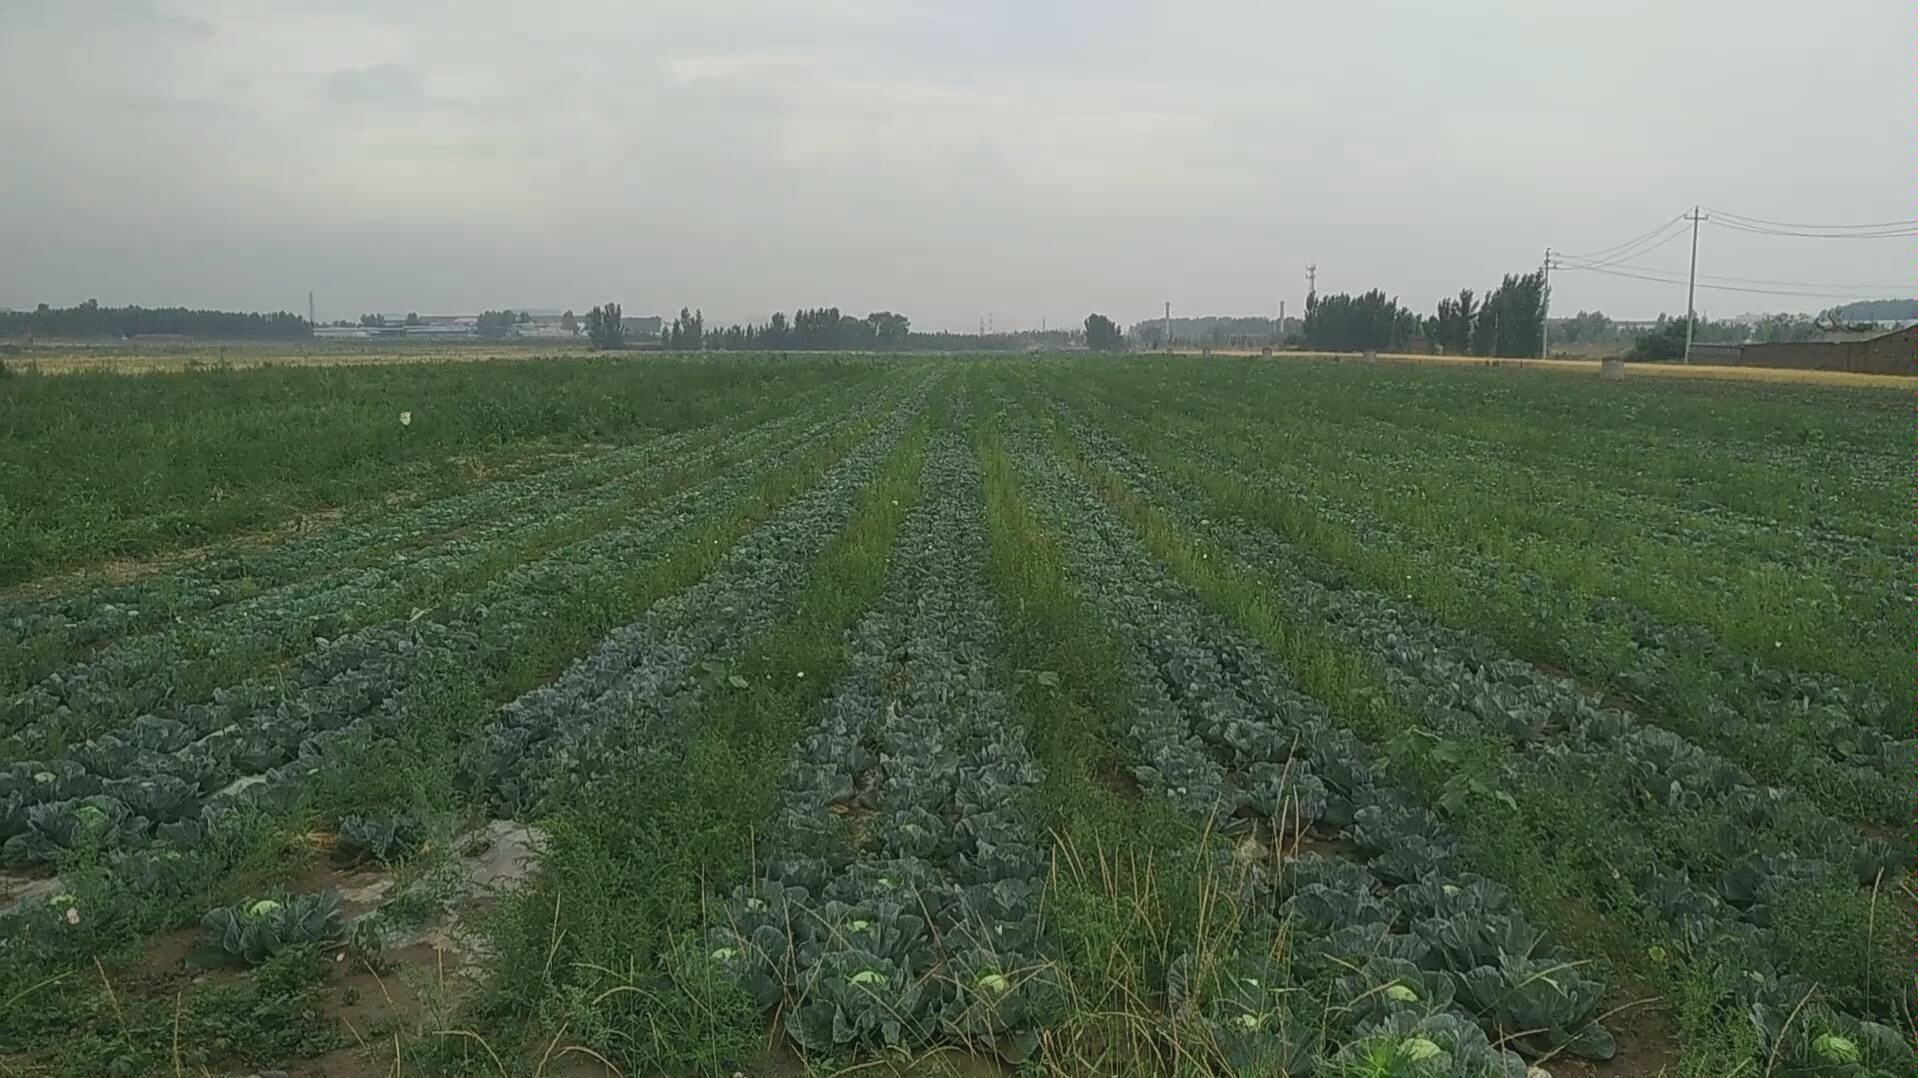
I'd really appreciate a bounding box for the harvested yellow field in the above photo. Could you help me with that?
[6,342,587,375]
[1167,348,1915,390]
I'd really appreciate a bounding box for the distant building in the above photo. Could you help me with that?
[403,322,475,338]
[1704,323,1915,375]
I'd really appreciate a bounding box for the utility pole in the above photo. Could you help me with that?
[1163,302,1172,352]
[1540,247,1560,359]
[308,291,315,329]
[1683,205,1707,364]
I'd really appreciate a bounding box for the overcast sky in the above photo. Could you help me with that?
[2,0,1911,329]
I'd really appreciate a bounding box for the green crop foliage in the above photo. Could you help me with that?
[1,354,1903,1078]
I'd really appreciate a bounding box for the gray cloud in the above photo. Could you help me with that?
[0,0,1911,328]
[1,0,213,34]
[323,64,428,108]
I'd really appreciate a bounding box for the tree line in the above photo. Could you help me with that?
[1300,270,1550,357]
[650,305,1140,354]
[1,300,310,340]
[1127,315,1305,350]
[1308,282,1909,361]
[662,307,914,351]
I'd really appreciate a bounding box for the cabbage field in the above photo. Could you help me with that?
[0,354,1909,1078]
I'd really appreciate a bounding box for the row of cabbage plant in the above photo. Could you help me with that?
[702,431,1059,1064]
[1055,369,1904,645]
[1067,416,1906,867]
[1,418,708,654]
[1050,415,1914,1075]
[1052,390,1908,823]
[1,402,859,758]
[0,373,894,662]
[1252,403,1902,616]
[0,411,889,871]
[1000,425,1611,1077]
[459,392,929,814]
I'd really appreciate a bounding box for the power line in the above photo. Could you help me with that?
[1558,214,1689,262]
[1564,208,1917,265]
[1690,269,1912,290]
[1702,207,1918,231]
[1558,229,1910,290]
[1556,206,1914,324]
[1708,218,1918,240]
[1558,261,1897,300]
[1556,225,1691,269]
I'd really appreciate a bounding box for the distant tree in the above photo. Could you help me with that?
[1694,317,1750,344]
[686,307,919,352]
[560,309,579,336]
[1830,298,1918,322]
[404,312,421,327]
[476,310,520,337]
[1471,270,1548,357]
[1137,324,1164,350]
[865,311,910,347]
[1469,301,1498,356]
[585,302,625,349]
[1431,289,1476,354]
[1630,315,1690,361]
[1814,306,1875,334]
[1303,290,1417,352]
[1085,313,1125,352]
[517,310,533,324]
[1749,312,1817,343]
[359,313,386,328]
[0,302,310,340]
[792,308,844,349]
[667,307,705,351]
[1554,309,1614,345]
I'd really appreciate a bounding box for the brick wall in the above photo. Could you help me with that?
[1863,325,1918,374]
[1730,326,1916,375]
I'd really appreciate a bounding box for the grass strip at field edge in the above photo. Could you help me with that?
[976,411,1231,1076]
